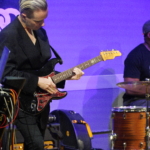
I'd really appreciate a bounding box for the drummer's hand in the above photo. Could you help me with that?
[38,77,58,94]
[69,67,84,80]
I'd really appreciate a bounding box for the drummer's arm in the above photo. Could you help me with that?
[124,77,146,95]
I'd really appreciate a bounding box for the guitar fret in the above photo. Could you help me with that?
[97,56,102,62]
[77,56,102,70]
[66,69,73,79]
[62,72,68,79]
[80,64,86,70]
[52,70,72,84]
[66,70,70,77]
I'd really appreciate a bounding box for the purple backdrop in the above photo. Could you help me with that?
[1,0,150,149]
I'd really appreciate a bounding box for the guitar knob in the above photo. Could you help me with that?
[40,100,43,103]
[38,106,43,109]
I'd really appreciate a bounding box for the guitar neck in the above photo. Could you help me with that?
[52,55,103,84]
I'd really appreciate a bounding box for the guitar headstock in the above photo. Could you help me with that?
[100,49,122,61]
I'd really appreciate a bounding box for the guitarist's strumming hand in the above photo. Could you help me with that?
[69,67,84,80]
[38,77,58,94]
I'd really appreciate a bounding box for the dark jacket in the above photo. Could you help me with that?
[0,17,65,112]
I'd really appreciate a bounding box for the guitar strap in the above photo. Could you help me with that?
[50,45,63,65]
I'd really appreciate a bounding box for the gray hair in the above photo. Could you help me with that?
[19,0,48,18]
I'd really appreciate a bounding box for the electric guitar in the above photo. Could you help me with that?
[34,50,121,112]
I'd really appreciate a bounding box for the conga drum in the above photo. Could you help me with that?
[112,106,147,150]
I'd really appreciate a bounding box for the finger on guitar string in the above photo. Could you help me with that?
[71,67,84,80]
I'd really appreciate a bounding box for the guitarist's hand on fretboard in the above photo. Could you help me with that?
[38,77,58,94]
[67,67,84,80]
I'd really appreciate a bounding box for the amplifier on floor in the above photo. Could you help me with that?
[50,109,93,150]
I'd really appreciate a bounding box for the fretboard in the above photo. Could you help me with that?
[52,55,103,84]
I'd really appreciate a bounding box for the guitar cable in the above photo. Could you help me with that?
[0,89,19,128]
